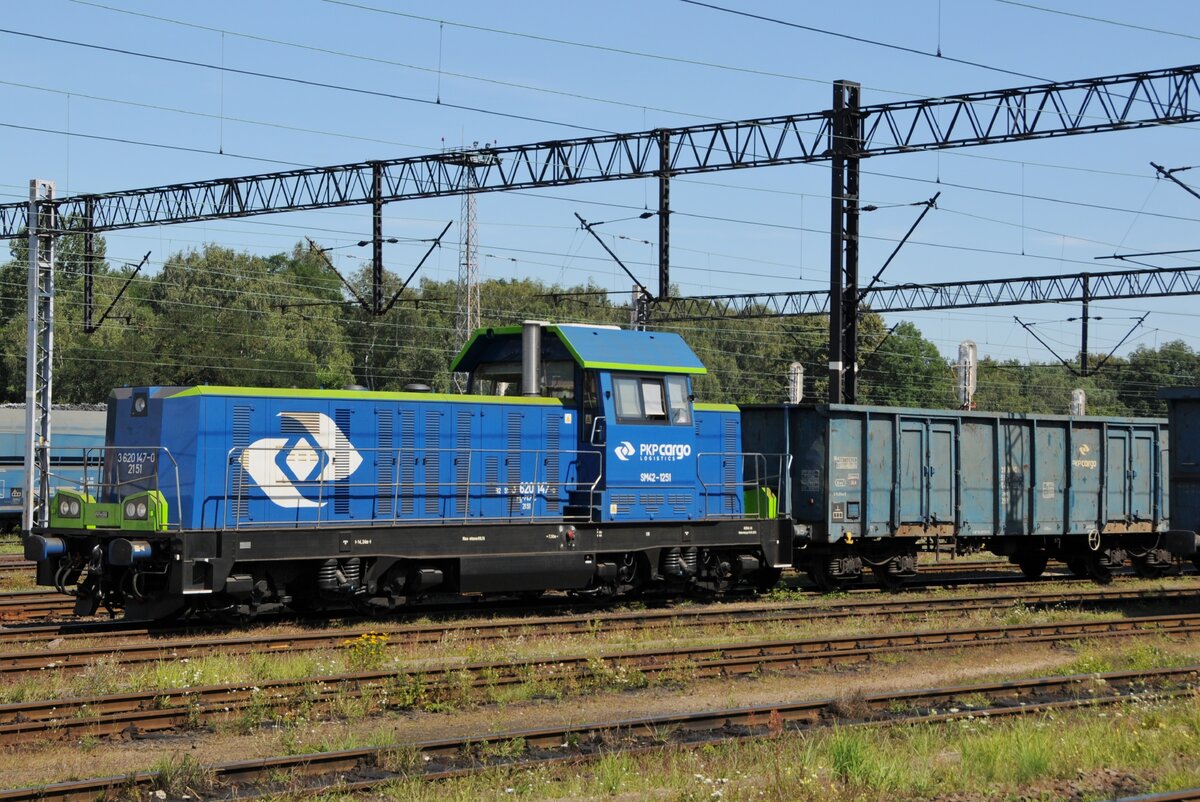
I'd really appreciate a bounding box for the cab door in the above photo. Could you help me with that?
[570,370,605,517]
[600,372,697,521]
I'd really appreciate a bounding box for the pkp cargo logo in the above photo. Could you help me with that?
[241,412,363,508]
[1072,442,1098,470]
[640,443,692,461]
[612,440,693,463]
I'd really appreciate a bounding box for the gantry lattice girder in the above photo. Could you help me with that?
[0,64,1197,237]
[647,265,1200,322]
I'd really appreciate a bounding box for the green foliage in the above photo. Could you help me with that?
[859,321,956,408]
[2,234,1198,412]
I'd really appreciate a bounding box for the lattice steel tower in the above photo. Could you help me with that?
[446,147,498,391]
[456,176,480,350]
[23,179,56,532]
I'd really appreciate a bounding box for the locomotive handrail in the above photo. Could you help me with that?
[222,444,603,530]
[694,451,786,519]
[80,445,184,531]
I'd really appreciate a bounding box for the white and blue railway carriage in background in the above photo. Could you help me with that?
[29,322,790,618]
[0,406,105,531]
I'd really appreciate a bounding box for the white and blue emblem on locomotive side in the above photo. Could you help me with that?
[240,412,363,509]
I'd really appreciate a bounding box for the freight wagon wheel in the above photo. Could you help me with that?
[808,561,853,593]
[1081,552,1114,585]
[1065,557,1089,578]
[1130,554,1167,579]
[1016,553,1048,580]
[869,563,905,592]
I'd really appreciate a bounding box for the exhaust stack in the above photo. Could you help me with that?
[521,321,547,397]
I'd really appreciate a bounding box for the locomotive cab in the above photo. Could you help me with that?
[453,321,733,522]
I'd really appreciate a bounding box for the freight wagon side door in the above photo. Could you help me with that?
[1131,430,1156,522]
[897,419,956,529]
[898,422,926,526]
[927,423,956,526]
[1105,429,1130,524]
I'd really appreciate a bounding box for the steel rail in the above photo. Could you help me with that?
[1115,790,1200,801]
[2,666,1195,801]
[3,611,1199,745]
[1,582,1196,673]
[0,561,1149,627]
[0,592,76,623]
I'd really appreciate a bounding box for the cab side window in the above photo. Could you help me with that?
[613,376,644,420]
[641,379,666,420]
[665,376,692,425]
[612,375,690,425]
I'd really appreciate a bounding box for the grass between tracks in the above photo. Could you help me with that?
[0,573,36,592]
[4,636,1200,795]
[264,694,1200,802]
[1,584,1194,707]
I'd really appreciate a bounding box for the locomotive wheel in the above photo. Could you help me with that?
[754,566,783,593]
[617,553,647,597]
[1082,552,1114,585]
[1016,553,1048,580]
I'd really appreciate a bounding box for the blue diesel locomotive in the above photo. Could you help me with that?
[26,323,790,618]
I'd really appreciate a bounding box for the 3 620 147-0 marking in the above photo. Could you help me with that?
[639,472,673,483]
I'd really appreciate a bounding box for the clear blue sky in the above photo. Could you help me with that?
[1,0,1198,367]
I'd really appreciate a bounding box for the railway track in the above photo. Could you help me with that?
[0,559,1191,627]
[2,610,1199,746]
[0,592,77,623]
[0,565,1154,626]
[2,582,1198,676]
[1,664,1194,801]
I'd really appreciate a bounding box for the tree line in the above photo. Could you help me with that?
[0,236,1196,417]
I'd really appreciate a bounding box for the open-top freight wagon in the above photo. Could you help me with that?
[743,404,1172,589]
